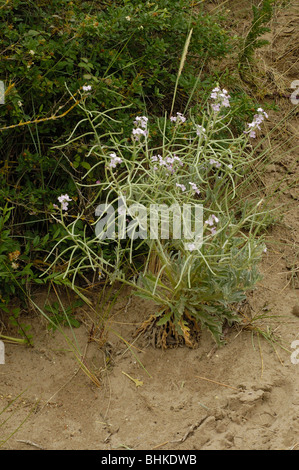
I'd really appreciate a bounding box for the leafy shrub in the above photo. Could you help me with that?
[0,205,50,308]
[44,300,82,331]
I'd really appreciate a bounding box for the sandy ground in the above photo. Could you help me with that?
[0,0,298,451]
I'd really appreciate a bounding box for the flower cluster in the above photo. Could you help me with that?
[210,87,230,112]
[244,108,268,139]
[82,85,92,92]
[152,154,183,174]
[176,183,186,192]
[189,182,200,195]
[176,181,200,195]
[205,213,219,236]
[109,152,122,168]
[57,194,72,211]
[132,116,148,141]
[170,112,186,123]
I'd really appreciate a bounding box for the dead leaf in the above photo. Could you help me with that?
[122,371,143,387]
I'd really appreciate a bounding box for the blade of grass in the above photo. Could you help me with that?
[170,29,193,116]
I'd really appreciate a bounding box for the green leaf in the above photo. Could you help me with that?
[80,161,91,170]
[156,309,172,326]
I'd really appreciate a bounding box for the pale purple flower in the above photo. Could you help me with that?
[210,87,231,112]
[205,214,219,226]
[177,112,186,123]
[166,155,183,167]
[210,87,220,99]
[109,152,122,168]
[222,98,230,108]
[152,154,182,174]
[57,194,72,211]
[176,183,186,192]
[219,90,230,107]
[152,154,165,171]
[205,214,219,236]
[253,115,263,126]
[158,155,167,167]
[257,108,268,118]
[170,112,186,123]
[189,182,200,195]
[82,85,92,92]
[134,116,148,129]
[211,103,221,113]
[244,107,268,138]
[58,194,71,203]
[132,128,147,137]
[132,115,148,141]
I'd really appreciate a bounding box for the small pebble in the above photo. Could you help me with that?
[292,305,299,318]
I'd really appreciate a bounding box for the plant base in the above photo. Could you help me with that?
[134,312,201,349]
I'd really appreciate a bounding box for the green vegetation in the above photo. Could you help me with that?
[239,0,274,81]
[0,0,281,347]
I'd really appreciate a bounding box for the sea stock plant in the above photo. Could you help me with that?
[42,85,270,348]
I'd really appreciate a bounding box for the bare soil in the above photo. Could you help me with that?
[0,1,298,450]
